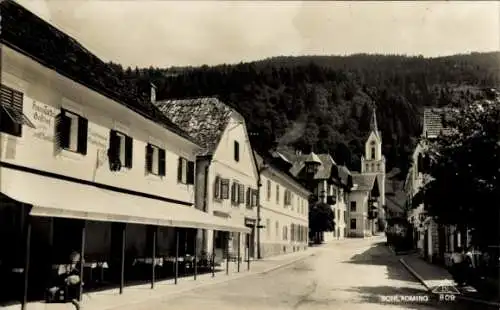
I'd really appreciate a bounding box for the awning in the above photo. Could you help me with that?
[0,167,250,234]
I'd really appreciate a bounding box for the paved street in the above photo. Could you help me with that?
[115,236,494,310]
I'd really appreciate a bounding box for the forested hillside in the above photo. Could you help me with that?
[108,52,499,176]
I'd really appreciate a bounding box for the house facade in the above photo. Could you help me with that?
[0,1,249,307]
[155,98,259,260]
[348,174,380,237]
[405,108,462,265]
[281,150,352,242]
[254,152,310,258]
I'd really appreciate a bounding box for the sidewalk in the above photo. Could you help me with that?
[4,248,318,310]
[400,253,500,307]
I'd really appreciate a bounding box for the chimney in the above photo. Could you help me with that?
[150,83,157,104]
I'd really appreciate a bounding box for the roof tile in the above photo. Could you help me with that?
[155,97,233,155]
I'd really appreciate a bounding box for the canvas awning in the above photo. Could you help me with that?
[0,166,250,233]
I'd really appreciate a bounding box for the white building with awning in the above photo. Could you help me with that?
[0,1,250,308]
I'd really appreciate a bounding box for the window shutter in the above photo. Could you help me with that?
[177,157,183,182]
[157,148,166,176]
[246,188,251,207]
[55,110,70,149]
[231,182,237,204]
[77,117,88,155]
[108,130,120,170]
[145,144,154,173]
[252,189,258,207]
[187,161,195,184]
[238,184,244,204]
[124,136,133,168]
[214,176,221,199]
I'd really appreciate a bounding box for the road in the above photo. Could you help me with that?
[121,236,494,310]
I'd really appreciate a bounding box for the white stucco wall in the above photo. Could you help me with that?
[347,190,371,237]
[204,113,259,257]
[0,45,200,210]
[259,167,309,257]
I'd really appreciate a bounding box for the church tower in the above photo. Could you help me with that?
[361,107,386,207]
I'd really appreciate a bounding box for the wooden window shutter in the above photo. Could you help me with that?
[231,182,237,204]
[107,130,121,171]
[246,188,251,207]
[177,157,183,182]
[145,144,154,173]
[158,148,166,176]
[187,161,195,184]
[238,184,245,204]
[214,176,221,199]
[55,109,70,149]
[77,116,88,155]
[124,135,133,168]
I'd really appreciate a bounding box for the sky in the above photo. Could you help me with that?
[16,0,500,68]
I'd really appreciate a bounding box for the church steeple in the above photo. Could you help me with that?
[370,107,378,132]
[370,106,380,138]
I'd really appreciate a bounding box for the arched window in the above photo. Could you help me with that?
[366,163,370,172]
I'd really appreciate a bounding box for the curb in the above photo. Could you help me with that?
[399,258,431,290]
[399,258,500,308]
[98,252,316,310]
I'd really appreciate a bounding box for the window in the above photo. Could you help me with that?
[108,130,132,171]
[266,219,271,237]
[177,157,195,184]
[350,219,357,229]
[214,176,222,200]
[283,226,288,240]
[276,185,280,204]
[246,187,252,207]
[231,182,239,205]
[284,189,292,206]
[0,85,34,137]
[275,221,279,238]
[252,189,258,208]
[55,109,88,154]
[377,163,381,171]
[145,144,166,176]
[234,141,240,162]
[266,180,271,201]
[371,147,376,159]
[366,163,369,172]
[350,201,357,212]
[221,179,230,199]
